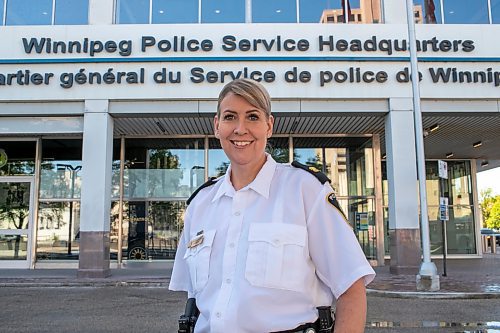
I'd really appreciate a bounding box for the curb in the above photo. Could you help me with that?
[367,288,500,299]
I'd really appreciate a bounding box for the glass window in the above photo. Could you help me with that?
[202,0,244,23]
[0,141,36,176]
[293,137,373,197]
[492,0,500,24]
[443,0,489,24]
[123,138,205,199]
[413,0,442,24]
[1,0,5,25]
[208,138,229,178]
[0,235,28,260]
[152,0,198,24]
[116,0,150,24]
[253,0,297,23]
[6,0,53,25]
[301,0,369,23]
[36,202,80,260]
[54,0,88,25]
[40,139,82,200]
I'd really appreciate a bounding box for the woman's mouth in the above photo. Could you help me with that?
[231,140,252,147]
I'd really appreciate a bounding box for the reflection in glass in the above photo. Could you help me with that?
[36,202,80,260]
[1,0,4,25]
[202,0,245,23]
[253,0,297,23]
[0,182,31,230]
[6,0,53,25]
[116,0,149,24]
[0,141,36,176]
[0,235,28,260]
[443,0,489,24]
[40,139,83,199]
[54,0,88,25]
[121,138,205,199]
[152,0,198,23]
[40,162,82,199]
[413,0,442,24]
[338,198,376,259]
[110,201,185,260]
[447,205,476,254]
[493,0,500,23]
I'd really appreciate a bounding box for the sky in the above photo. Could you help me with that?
[476,167,500,198]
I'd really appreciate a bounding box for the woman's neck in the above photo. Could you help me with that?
[229,155,267,191]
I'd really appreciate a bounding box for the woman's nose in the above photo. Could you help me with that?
[233,119,248,135]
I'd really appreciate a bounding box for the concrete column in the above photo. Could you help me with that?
[88,0,114,25]
[385,98,421,274]
[78,100,113,278]
[383,0,409,24]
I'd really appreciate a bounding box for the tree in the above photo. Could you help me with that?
[486,199,500,229]
[480,188,500,228]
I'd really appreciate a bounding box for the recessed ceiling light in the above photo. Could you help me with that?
[276,9,282,13]
[446,152,454,158]
[429,123,439,132]
[481,160,489,167]
[159,10,164,14]
[215,9,220,14]
[473,141,482,148]
[42,11,48,15]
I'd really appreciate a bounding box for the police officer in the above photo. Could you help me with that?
[170,79,375,333]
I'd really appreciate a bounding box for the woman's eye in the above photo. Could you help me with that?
[223,114,235,121]
[248,114,260,121]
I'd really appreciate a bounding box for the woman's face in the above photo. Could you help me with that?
[214,92,274,171]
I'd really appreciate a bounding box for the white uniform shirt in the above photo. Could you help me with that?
[169,154,375,333]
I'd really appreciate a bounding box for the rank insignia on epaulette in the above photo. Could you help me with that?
[308,166,320,173]
[326,192,348,222]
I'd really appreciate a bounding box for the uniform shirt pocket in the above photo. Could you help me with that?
[245,223,307,292]
[183,229,216,294]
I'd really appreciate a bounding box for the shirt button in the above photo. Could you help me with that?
[234,211,241,216]
[216,312,221,318]
[273,239,280,245]
[226,278,232,284]
[229,242,235,248]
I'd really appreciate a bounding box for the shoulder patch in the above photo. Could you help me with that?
[187,177,219,205]
[291,161,330,184]
[326,192,349,222]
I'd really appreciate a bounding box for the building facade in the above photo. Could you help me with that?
[1,0,499,277]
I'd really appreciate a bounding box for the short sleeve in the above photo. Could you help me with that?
[306,183,375,299]
[169,213,195,297]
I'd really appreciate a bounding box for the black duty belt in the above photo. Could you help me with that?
[271,319,320,333]
[271,306,334,333]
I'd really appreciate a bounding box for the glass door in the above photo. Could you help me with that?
[0,177,34,268]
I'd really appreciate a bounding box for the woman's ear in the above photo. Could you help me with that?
[214,115,220,138]
[267,115,274,138]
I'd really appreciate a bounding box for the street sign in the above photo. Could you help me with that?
[439,197,449,221]
[438,160,448,179]
[355,212,369,230]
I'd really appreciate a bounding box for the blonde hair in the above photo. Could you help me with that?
[217,79,271,118]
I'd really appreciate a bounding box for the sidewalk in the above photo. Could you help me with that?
[1,254,499,298]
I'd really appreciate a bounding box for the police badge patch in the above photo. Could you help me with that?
[326,192,348,222]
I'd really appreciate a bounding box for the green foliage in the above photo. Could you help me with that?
[486,200,500,229]
[481,188,500,229]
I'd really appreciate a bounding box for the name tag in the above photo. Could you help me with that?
[187,232,204,248]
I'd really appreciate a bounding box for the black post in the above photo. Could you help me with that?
[440,178,447,277]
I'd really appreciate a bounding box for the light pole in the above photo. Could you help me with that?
[404,0,439,290]
[57,163,82,256]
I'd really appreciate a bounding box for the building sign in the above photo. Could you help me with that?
[1,25,499,100]
[356,212,369,231]
[439,197,449,221]
[438,160,448,179]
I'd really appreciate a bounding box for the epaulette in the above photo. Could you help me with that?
[187,177,219,205]
[291,161,330,184]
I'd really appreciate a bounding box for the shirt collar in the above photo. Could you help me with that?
[212,154,276,202]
